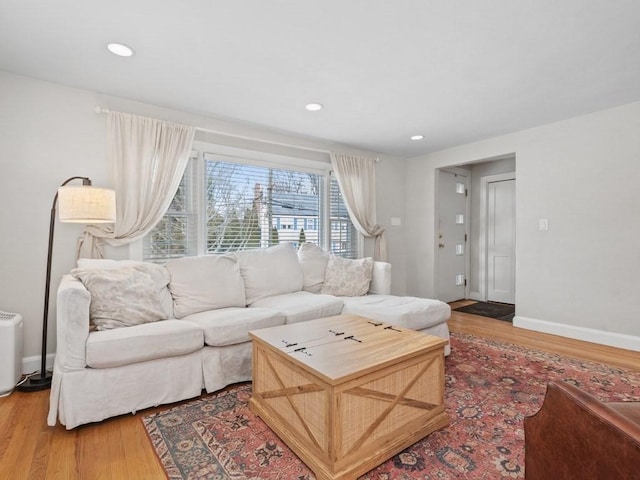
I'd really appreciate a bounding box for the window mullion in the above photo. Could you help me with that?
[194,150,206,256]
[321,174,331,251]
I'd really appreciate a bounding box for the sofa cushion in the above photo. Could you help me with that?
[297,242,330,293]
[369,261,392,295]
[182,307,285,347]
[72,266,168,331]
[165,254,246,318]
[86,319,203,368]
[321,255,374,297]
[340,295,451,331]
[76,259,173,318]
[236,243,304,305]
[250,291,344,324]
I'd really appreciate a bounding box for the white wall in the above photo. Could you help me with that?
[406,101,640,350]
[0,70,407,371]
[0,72,109,372]
[373,157,407,295]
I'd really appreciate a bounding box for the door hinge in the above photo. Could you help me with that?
[465,188,468,197]
[464,278,467,287]
[464,233,467,242]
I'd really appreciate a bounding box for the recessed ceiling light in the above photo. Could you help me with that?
[305,103,323,111]
[410,135,424,141]
[107,43,135,57]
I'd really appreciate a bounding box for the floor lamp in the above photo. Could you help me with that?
[18,177,116,392]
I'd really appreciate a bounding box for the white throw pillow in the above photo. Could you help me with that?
[76,259,173,317]
[165,254,246,318]
[321,255,374,297]
[236,243,304,305]
[297,242,329,294]
[72,265,168,330]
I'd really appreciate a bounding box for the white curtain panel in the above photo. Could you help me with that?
[330,152,387,261]
[78,111,196,258]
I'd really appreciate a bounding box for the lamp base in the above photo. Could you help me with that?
[17,371,52,392]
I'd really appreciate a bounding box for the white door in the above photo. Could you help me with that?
[487,179,516,303]
[437,170,468,302]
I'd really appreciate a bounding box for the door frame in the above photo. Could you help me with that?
[478,171,516,301]
[435,167,471,301]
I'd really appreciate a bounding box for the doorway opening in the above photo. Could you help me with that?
[436,155,516,309]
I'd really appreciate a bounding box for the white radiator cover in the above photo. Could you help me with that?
[0,312,23,395]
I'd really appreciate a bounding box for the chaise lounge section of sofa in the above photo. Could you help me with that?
[48,243,451,429]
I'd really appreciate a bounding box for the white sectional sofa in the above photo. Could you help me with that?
[48,243,450,429]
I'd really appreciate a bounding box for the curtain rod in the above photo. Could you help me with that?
[94,106,379,161]
[94,106,334,155]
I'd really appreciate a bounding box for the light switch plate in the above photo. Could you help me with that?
[391,217,402,226]
[539,218,549,231]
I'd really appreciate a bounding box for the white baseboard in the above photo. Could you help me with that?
[513,315,640,352]
[468,291,483,301]
[22,353,55,375]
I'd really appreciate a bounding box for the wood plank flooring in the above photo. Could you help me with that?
[1,308,638,479]
[449,300,640,372]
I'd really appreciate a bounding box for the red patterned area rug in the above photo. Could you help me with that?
[142,332,640,479]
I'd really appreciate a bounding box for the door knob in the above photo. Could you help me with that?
[438,243,445,248]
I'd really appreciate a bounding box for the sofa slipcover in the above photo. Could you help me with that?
[86,319,204,368]
[250,291,344,324]
[341,294,452,355]
[49,244,452,429]
[237,243,304,304]
[182,307,285,347]
[341,295,451,331]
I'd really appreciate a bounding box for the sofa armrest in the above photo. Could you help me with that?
[524,381,640,480]
[369,261,391,295]
[55,274,91,370]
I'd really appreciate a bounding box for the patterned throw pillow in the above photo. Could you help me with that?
[75,259,173,317]
[72,265,168,330]
[320,255,374,297]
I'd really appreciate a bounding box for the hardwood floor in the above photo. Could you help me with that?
[1,309,638,479]
[449,300,640,372]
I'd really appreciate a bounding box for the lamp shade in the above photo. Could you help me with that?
[57,186,116,223]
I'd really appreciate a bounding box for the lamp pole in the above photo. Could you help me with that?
[18,176,92,392]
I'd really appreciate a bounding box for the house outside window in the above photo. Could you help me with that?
[143,145,359,261]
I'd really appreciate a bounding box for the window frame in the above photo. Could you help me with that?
[137,141,362,261]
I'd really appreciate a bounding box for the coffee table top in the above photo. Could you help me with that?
[249,314,447,385]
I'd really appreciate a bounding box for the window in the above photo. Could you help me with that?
[329,177,357,258]
[143,161,196,262]
[143,147,359,261]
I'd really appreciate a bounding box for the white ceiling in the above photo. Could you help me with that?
[2,1,640,158]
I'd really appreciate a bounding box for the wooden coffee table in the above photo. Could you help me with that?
[249,314,449,480]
